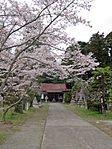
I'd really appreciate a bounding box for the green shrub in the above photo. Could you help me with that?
[64,92,71,103]
[87,99,100,111]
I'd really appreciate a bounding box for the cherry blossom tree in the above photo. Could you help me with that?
[62,48,99,78]
[0,0,94,121]
[61,44,99,107]
[0,0,93,94]
[0,44,68,121]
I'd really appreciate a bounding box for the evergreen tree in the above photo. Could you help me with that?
[90,66,112,113]
[87,32,111,67]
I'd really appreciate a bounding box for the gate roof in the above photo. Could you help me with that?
[41,83,68,93]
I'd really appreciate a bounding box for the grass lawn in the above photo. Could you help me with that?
[65,104,112,137]
[65,104,112,121]
[0,103,49,144]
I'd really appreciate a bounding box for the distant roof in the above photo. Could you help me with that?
[41,83,68,93]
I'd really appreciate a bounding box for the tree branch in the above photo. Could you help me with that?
[0,0,75,93]
[2,94,24,122]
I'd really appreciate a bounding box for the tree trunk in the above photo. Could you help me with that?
[29,99,33,107]
[2,96,23,122]
[101,75,106,114]
[14,101,23,113]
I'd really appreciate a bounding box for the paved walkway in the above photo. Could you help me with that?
[41,103,112,149]
[0,103,112,149]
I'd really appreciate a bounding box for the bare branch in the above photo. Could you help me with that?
[10,1,55,35]
[1,22,17,48]
[20,56,50,66]
[0,0,80,93]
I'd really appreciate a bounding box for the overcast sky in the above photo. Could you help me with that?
[18,0,112,43]
[66,0,112,42]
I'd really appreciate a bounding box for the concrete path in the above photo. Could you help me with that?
[41,103,112,149]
